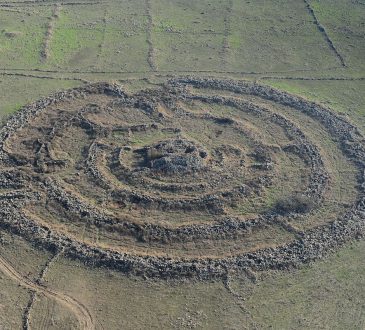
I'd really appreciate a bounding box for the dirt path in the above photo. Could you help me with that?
[23,251,62,330]
[0,254,95,330]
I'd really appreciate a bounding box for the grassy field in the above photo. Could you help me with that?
[0,228,364,329]
[0,0,364,329]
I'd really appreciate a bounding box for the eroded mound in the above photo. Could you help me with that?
[0,78,364,279]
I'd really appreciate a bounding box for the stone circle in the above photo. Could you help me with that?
[0,77,364,279]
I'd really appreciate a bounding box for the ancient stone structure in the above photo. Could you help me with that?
[0,78,364,279]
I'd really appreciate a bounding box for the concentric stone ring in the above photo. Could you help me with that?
[0,77,364,279]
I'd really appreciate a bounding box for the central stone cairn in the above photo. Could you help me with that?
[147,139,207,174]
[0,78,364,279]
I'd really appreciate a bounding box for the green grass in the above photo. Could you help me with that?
[127,130,176,146]
[153,32,222,71]
[152,0,226,33]
[262,79,365,132]
[47,7,104,69]
[46,1,151,71]
[1,0,362,73]
[226,0,341,72]
[310,0,365,69]
[0,76,81,121]
[0,227,364,329]
[49,15,80,65]
[242,240,365,329]
[0,7,51,69]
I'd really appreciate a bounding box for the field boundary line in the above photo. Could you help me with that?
[0,65,342,75]
[303,0,346,67]
[41,3,61,62]
[2,68,361,84]
[146,0,157,71]
[0,1,102,7]
[96,7,108,69]
[221,0,233,68]
[223,272,259,329]
[259,76,365,81]
[0,71,89,83]
[0,253,95,330]
[23,250,62,330]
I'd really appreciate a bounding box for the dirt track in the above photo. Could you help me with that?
[0,254,95,330]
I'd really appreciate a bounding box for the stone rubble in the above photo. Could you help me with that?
[0,79,363,279]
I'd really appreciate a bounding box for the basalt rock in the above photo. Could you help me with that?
[0,79,363,279]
